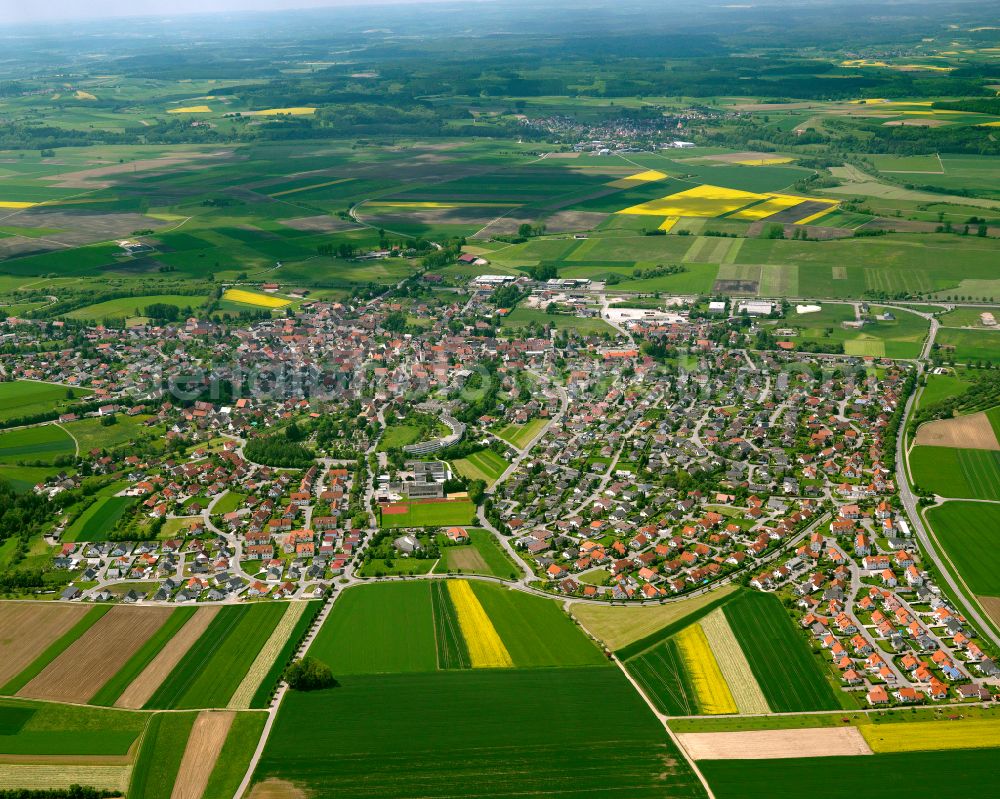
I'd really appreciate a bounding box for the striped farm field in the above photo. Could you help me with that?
[229,602,309,709]
[722,591,840,712]
[451,448,509,484]
[169,711,235,799]
[0,764,132,791]
[115,607,220,709]
[447,580,513,668]
[128,712,197,799]
[859,718,1000,753]
[221,289,291,309]
[431,581,472,669]
[18,606,173,704]
[910,445,1000,500]
[91,608,198,706]
[145,603,289,709]
[675,624,738,715]
[699,609,769,714]
[0,602,92,687]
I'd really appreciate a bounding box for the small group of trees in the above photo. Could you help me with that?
[284,656,338,691]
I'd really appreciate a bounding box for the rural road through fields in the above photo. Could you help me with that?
[896,372,1000,650]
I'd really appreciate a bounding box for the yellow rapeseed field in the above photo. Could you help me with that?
[619,184,766,218]
[624,169,669,182]
[168,106,212,114]
[699,609,770,715]
[0,201,38,209]
[446,581,512,668]
[859,719,1000,753]
[74,90,97,100]
[729,194,804,220]
[793,202,840,225]
[222,289,291,309]
[675,623,738,714]
[270,178,354,197]
[658,216,680,232]
[732,157,794,166]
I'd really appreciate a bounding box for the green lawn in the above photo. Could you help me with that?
[380,498,477,528]
[254,667,706,799]
[357,557,438,576]
[311,583,439,675]
[376,424,422,451]
[0,380,89,423]
[910,445,1000,500]
[918,373,970,409]
[451,448,510,484]
[722,590,841,712]
[494,417,548,449]
[700,749,1000,799]
[0,424,76,465]
[210,490,247,515]
[925,501,1000,596]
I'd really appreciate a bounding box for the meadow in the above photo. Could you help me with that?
[433,528,520,578]
[64,294,207,322]
[699,749,1000,799]
[909,445,1000,500]
[937,328,1000,363]
[254,667,706,799]
[0,425,75,465]
[64,494,137,542]
[924,501,1000,595]
[0,381,87,424]
[494,417,548,449]
[451,448,509,484]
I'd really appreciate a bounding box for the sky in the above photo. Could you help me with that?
[4,0,435,26]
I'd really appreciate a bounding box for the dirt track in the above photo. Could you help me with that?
[677,727,873,760]
[170,711,235,799]
[915,412,1000,450]
[115,606,219,709]
[18,606,171,703]
[0,603,90,686]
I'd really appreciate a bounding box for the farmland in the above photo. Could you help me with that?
[0,425,75,465]
[434,527,520,578]
[494,417,548,449]
[0,603,91,687]
[63,493,137,542]
[0,381,88,424]
[909,445,1000,500]
[924,502,1000,595]
[451,448,510,484]
[253,667,705,799]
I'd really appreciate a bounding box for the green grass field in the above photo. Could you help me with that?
[910,445,1000,500]
[376,423,422,451]
[1,606,112,695]
[0,424,76,465]
[128,712,197,799]
[64,494,137,542]
[700,749,1000,799]
[380,498,477,528]
[470,581,608,668]
[63,415,159,453]
[434,528,520,578]
[145,603,288,709]
[494,417,548,449]
[925,501,1000,596]
[201,711,269,799]
[501,308,615,335]
[248,601,322,709]
[64,294,207,322]
[254,667,706,799]
[310,582,439,675]
[89,608,198,706]
[0,381,88,423]
[627,636,700,715]
[937,328,1000,363]
[918,373,970,409]
[722,590,840,712]
[451,448,509,484]
[0,698,147,757]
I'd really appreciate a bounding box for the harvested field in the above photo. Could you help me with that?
[0,764,132,791]
[170,711,235,799]
[248,778,308,799]
[115,607,220,709]
[883,118,950,127]
[677,727,872,760]
[18,606,172,703]
[229,602,307,709]
[473,210,608,238]
[700,609,769,715]
[42,151,234,189]
[0,603,90,686]
[915,412,1000,450]
[571,584,737,651]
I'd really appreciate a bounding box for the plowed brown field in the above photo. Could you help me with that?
[170,711,234,799]
[0,603,90,686]
[18,606,172,703]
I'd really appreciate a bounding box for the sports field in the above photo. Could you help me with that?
[909,445,1000,500]
[379,498,476,527]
